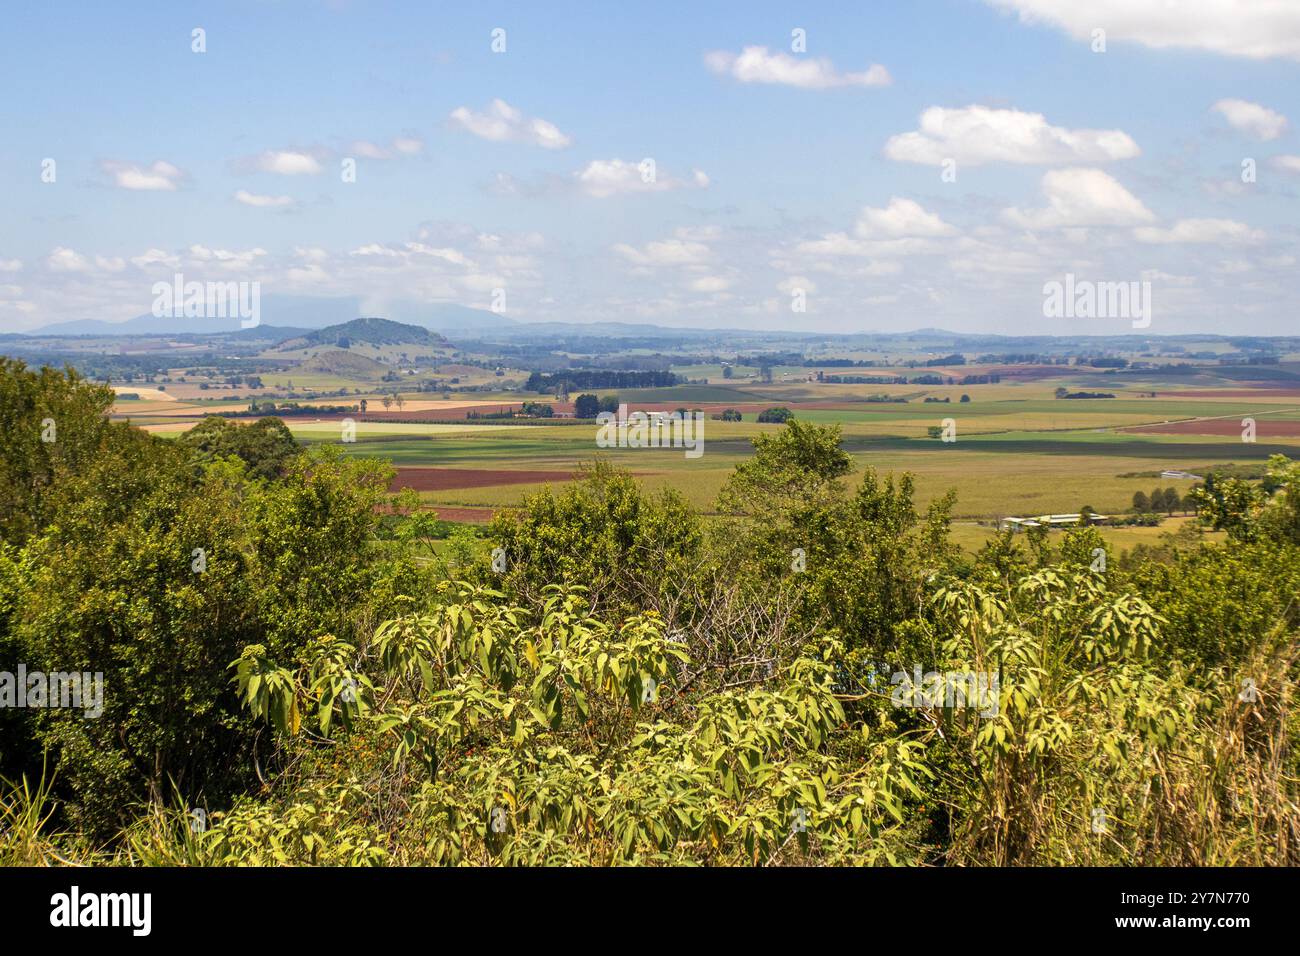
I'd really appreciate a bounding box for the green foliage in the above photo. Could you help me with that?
[756,406,793,424]
[179,415,302,480]
[1190,473,1264,540]
[486,461,702,614]
[718,418,851,519]
[0,358,115,545]
[0,363,396,836]
[225,585,923,865]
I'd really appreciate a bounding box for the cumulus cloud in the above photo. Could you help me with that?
[1004,168,1155,228]
[449,99,571,149]
[704,46,891,89]
[983,0,1300,60]
[854,198,956,238]
[1134,218,1266,244]
[689,275,731,292]
[575,159,708,198]
[777,275,816,294]
[130,249,181,269]
[100,160,186,191]
[885,105,1140,166]
[348,135,425,159]
[1212,99,1288,140]
[186,244,268,268]
[613,238,713,267]
[46,247,91,272]
[237,150,324,175]
[234,190,295,208]
[790,201,956,260]
[1271,155,1300,174]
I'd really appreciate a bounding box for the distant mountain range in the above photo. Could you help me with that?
[28,295,513,337]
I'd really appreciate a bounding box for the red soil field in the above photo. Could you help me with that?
[1127,419,1300,436]
[390,467,577,491]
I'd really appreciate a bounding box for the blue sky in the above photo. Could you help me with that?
[2,0,1298,334]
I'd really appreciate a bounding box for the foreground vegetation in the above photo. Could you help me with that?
[1,359,1296,866]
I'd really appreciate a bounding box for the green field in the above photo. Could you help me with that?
[261,367,1299,553]
[107,358,1300,552]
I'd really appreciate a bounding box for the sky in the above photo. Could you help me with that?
[2,0,1299,336]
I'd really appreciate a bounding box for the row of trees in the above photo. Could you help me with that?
[1132,487,1184,514]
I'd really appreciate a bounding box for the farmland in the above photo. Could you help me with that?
[105,348,1300,552]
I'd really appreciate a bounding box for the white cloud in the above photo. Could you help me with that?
[130,248,181,269]
[780,200,951,269]
[234,190,295,208]
[1004,168,1155,228]
[1212,99,1288,140]
[613,238,712,267]
[689,275,731,292]
[187,244,268,267]
[1269,154,1300,174]
[575,160,708,198]
[46,247,91,272]
[0,259,21,272]
[245,150,324,175]
[349,140,390,159]
[793,234,934,259]
[348,136,425,159]
[983,0,1300,60]
[100,160,185,191]
[855,198,956,238]
[1134,218,1266,244]
[449,99,571,149]
[777,275,816,294]
[885,105,1140,166]
[704,46,891,89]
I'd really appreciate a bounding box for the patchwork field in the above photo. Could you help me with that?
[108,361,1300,552]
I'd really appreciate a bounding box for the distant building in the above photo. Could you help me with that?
[1001,513,1110,531]
[1160,470,1203,480]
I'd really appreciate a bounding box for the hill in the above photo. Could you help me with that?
[278,318,449,351]
[298,350,392,377]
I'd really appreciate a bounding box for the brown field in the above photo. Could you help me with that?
[111,386,176,402]
[368,399,525,412]
[367,403,533,421]
[428,506,497,524]
[390,467,578,492]
[979,364,1073,381]
[1157,388,1300,399]
[1127,418,1300,436]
